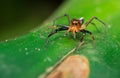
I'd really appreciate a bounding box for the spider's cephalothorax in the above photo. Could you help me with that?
[66,18,83,38]
[44,14,107,47]
[69,19,82,32]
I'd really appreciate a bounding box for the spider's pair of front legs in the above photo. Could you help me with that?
[44,14,106,47]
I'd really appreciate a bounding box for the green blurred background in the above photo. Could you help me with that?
[0,0,63,41]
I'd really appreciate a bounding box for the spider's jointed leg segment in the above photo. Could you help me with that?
[80,30,96,46]
[80,33,86,42]
[85,16,107,27]
[44,26,69,47]
[47,26,69,38]
[90,22,100,32]
[53,14,71,26]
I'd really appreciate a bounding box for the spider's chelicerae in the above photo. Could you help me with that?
[45,14,107,47]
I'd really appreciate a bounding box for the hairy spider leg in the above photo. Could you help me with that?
[80,30,96,46]
[85,16,107,27]
[44,14,71,47]
[53,14,71,26]
[44,26,69,47]
[80,16,107,42]
[90,22,100,32]
[84,16,107,35]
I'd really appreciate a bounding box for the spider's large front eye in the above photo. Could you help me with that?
[79,17,84,24]
[75,23,77,25]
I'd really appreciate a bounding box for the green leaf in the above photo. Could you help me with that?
[0,0,120,78]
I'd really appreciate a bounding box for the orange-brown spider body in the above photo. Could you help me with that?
[66,19,83,38]
[68,19,81,32]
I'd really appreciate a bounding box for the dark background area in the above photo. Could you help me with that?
[0,0,63,41]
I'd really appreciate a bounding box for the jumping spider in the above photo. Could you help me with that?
[44,14,107,47]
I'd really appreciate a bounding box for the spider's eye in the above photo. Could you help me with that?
[75,23,77,25]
